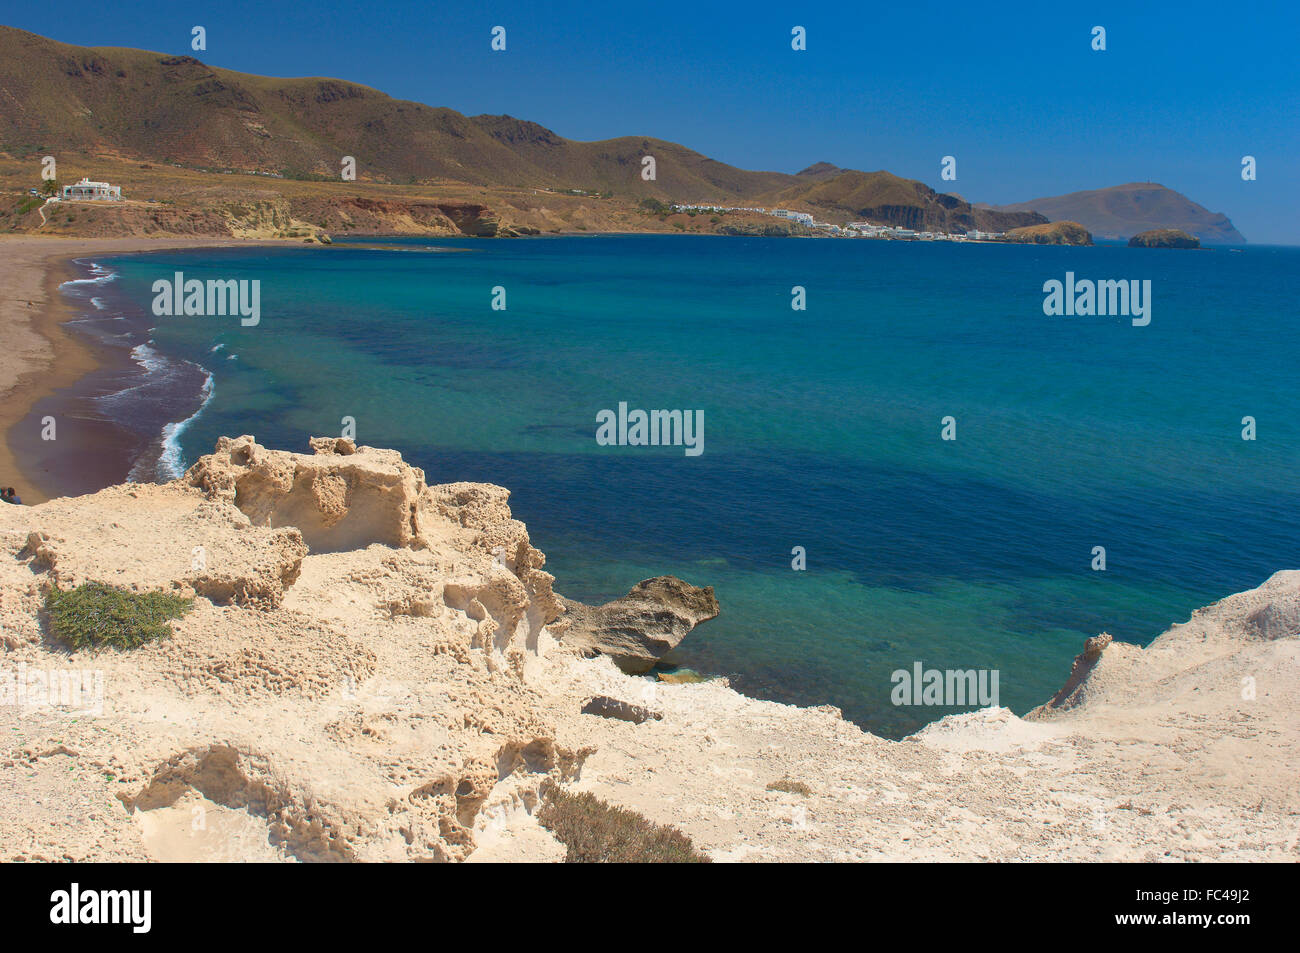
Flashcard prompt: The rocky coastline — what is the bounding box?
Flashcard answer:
[0,435,1295,862]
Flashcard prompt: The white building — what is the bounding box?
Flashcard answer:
[769,208,815,225]
[61,178,122,201]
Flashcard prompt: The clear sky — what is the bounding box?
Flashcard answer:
[8,0,1298,242]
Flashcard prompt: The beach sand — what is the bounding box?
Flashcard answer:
[0,236,273,503]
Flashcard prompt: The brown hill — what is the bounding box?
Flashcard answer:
[467,115,795,198]
[991,182,1244,244]
[758,169,1046,233]
[795,162,843,178]
[0,25,796,201]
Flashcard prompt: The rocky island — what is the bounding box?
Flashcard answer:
[1128,228,1201,249]
[1001,221,1094,245]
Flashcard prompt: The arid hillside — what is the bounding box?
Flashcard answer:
[0,25,1026,239]
[0,25,795,202]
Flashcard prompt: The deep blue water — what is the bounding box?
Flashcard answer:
[75,235,1300,736]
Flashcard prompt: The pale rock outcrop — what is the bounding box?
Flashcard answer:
[423,481,566,654]
[0,437,585,861]
[1025,631,1125,716]
[1,483,307,631]
[558,576,720,673]
[535,570,1299,862]
[1028,569,1300,719]
[186,435,424,553]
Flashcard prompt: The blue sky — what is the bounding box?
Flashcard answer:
[8,0,1298,242]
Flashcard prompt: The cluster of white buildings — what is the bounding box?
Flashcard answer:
[768,208,816,226]
[673,203,838,232]
[672,203,1005,242]
[845,224,1008,242]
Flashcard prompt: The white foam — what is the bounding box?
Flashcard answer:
[156,372,215,480]
[60,261,119,290]
[129,342,168,375]
[97,344,175,406]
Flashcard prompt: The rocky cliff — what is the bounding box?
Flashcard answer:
[0,437,1295,862]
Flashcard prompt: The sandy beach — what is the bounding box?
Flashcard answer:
[0,236,280,504]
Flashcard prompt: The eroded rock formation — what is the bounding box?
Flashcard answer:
[0,436,581,860]
[558,576,720,673]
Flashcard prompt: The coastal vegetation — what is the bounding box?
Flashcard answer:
[537,788,710,863]
[767,778,813,796]
[44,582,193,650]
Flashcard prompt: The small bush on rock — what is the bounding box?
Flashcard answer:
[45,582,193,650]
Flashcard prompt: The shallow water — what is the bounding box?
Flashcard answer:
[77,235,1300,737]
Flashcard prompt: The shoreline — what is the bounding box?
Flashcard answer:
[0,236,293,503]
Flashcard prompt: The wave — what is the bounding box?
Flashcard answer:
[60,261,119,290]
[57,257,217,485]
[155,372,216,481]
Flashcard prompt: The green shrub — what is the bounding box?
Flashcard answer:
[537,788,710,863]
[45,582,193,650]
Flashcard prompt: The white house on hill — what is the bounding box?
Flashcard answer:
[61,178,122,201]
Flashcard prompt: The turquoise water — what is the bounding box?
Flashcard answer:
[87,236,1300,736]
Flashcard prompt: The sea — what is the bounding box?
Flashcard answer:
[49,235,1300,737]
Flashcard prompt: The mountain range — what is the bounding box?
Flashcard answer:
[0,25,1242,242]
